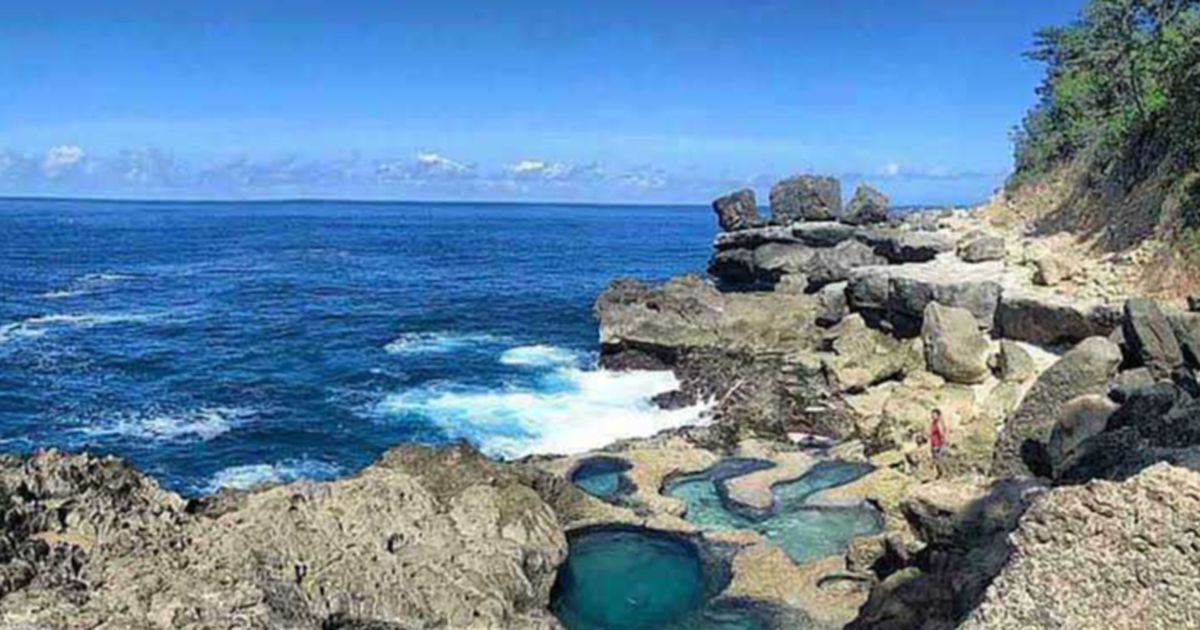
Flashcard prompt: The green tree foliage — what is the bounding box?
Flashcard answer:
[1011,0,1200,188]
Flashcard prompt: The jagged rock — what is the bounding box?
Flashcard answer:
[0,445,568,629]
[806,240,887,287]
[822,315,921,393]
[712,188,760,232]
[843,185,889,225]
[847,263,1002,334]
[792,221,860,247]
[1032,255,1072,286]
[921,302,990,384]
[963,464,1200,630]
[858,229,955,263]
[902,477,1044,551]
[816,282,849,327]
[1123,298,1184,378]
[956,231,1006,263]
[993,340,1035,383]
[1046,394,1118,477]
[769,175,841,223]
[707,248,759,286]
[712,225,797,251]
[994,292,1122,346]
[992,337,1123,478]
[1109,367,1155,401]
[1168,310,1200,369]
[753,242,816,281]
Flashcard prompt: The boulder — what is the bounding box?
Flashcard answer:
[752,242,816,280]
[1167,310,1200,369]
[1032,255,1072,286]
[901,477,1043,551]
[963,464,1200,630]
[792,221,860,247]
[993,340,1035,383]
[0,445,568,629]
[921,302,991,384]
[1046,394,1119,477]
[707,248,759,285]
[822,315,922,393]
[846,264,1003,335]
[992,337,1123,477]
[1108,367,1156,402]
[769,174,841,223]
[956,231,1006,263]
[815,281,849,327]
[858,229,955,263]
[994,292,1122,346]
[1123,298,1184,378]
[806,240,887,287]
[842,184,889,225]
[712,225,797,251]
[712,188,760,232]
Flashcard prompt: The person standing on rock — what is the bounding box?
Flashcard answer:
[929,408,947,478]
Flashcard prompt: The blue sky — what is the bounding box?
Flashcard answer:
[0,0,1084,204]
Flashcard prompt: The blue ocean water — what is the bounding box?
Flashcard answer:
[0,198,713,494]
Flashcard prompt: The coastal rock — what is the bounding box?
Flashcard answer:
[992,337,1122,477]
[963,464,1200,630]
[1190,294,1200,312]
[921,302,991,384]
[806,240,886,287]
[1123,297,1184,378]
[994,291,1122,345]
[712,225,797,251]
[707,247,760,286]
[1045,394,1118,477]
[0,445,568,629]
[956,231,1006,263]
[1167,310,1200,369]
[858,229,955,264]
[846,262,1002,334]
[1032,255,1072,286]
[993,340,1035,383]
[1109,367,1156,401]
[842,184,889,225]
[793,221,860,247]
[815,281,849,327]
[769,174,841,223]
[712,188,760,232]
[822,315,922,393]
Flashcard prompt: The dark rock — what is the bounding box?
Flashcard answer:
[769,175,841,223]
[792,221,860,247]
[1108,368,1156,402]
[1106,382,1187,433]
[707,248,760,286]
[805,240,886,287]
[842,184,889,225]
[1167,311,1200,369]
[994,293,1122,346]
[712,188,760,232]
[752,243,816,282]
[1046,394,1118,477]
[712,225,797,251]
[992,337,1123,477]
[956,231,1006,263]
[1123,298,1184,378]
[1189,295,1200,312]
[845,266,1002,336]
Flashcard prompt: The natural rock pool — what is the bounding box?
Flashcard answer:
[570,456,634,502]
[665,458,882,564]
[550,527,764,630]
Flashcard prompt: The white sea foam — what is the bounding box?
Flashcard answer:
[0,312,158,345]
[81,406,249,442]
[498,344,582,368]
[38,272,137,299]
[376,367,709,459]
[384,331,505,355]
[205,459,341,492]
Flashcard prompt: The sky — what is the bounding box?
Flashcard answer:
[0,0,1085,205]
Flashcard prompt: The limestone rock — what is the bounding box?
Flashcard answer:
[769,174,841,223]
[994,292,1122,346]
[0,445,568,629]
[792,221,860,247]
[921,302,990,384]
[993,340,1035,383]
[1109,367,1155,402]
[842,184,889,225]
[963,464,1200,630]
[712,225,797,251]
[1032,255,1072,286]
[956,231,1005,263]
[822,315,921,393]
[806,240,886,287]
[1168,310,1200,369]
[1046,394,1119,477]
[858,229,955,264]
[1123,297,1184,378]
[815,281,849,327]
[992,337,1123,477]
[846,263,1003,334]
[712,188,760,232]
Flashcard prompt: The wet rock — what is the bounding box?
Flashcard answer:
[994,292,1121,346]
[921,302,990,384]
[712,188,761,232]
[993,340,1035,383]
[963,464,1200,630]
[956,231,1005,263]
[842,184,889,226]
[992,337,1123,478]
[770,175,841,223]
[1123,298,1184,378]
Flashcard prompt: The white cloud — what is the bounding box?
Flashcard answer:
[882,162,901,177]
[41,145,86,177]
[414,152,469,173]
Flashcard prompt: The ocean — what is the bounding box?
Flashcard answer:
[0,198,714,494]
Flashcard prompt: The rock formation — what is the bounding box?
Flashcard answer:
[769,174,841,223]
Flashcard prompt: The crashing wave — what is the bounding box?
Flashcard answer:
[204,458,342,492]
[0,312,158,345]
[498,344,582,368]
[79,406,249,442]
[383,331,507,355]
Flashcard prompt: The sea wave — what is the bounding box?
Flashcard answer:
[384,331,507,355]
[376,366,709,459]
[498,344,582,368]
[38,272,138,299]
[79,406,249,442]
[205,458,342,492]
[0,312,159,345]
